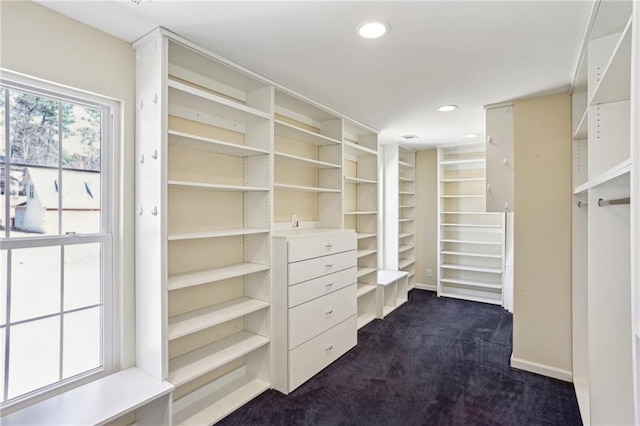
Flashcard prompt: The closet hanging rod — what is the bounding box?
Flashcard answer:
[597,197,630,207]
[577,201,587,208]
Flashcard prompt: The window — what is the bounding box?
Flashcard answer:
[0,73,119,410]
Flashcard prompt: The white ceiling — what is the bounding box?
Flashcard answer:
[37,0,593,148]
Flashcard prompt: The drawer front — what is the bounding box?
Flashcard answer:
[288,267,357,308]
[288,284,356,349]
[288,315,357,392]
[287,232,356,263]
[288,250,356,285]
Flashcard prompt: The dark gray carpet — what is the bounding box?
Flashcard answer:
[220,290,582,426]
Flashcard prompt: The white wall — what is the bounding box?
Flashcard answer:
[0,1,136,367]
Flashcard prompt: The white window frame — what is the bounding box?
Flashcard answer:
[0,70,121,415]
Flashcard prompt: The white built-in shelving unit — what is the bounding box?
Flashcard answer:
[398,147,416,289]
[437,144,506,306]
[570,1,637,424]
[342,120,380,330]
[135,30,273,425]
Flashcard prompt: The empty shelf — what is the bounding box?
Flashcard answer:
[168,228,269,241]
[441,239,502,246]
[442,223,502,228]
[399,232,415,239]
[399,176,415,182]
[440,158,484,166]
[399,218,414,223]
[357,267,377,278]
[168,263,269,291]
[399,191,415,195]
[441,251,502,259]
[169,130,270,157]
[169,180,269,192]
[274,183,340,193]
[441,212,496,215]
[168,331,269,387]
[440,195,485,198]
[440,263,502,274]
[399,258,415,269]
[441,177,485,182]
[344,176,377,184]
[441,277,502,290]
[357,249,377,258]
[356,233,376,240]
[274,151,340,169]
[357,282,377,297]
[399,245,414,253]
[399,161,414,169]
[399,205,414,209]
[343,140,378,157]
[168,297,270,341]
[275,119,341,146]
[344,211,377,215]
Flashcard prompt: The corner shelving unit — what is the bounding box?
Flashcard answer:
[342,119,379,330]
[135,30,272,425]
[273,90,343,228]
[570,1,636,424]
[398,146,416,289]
[436,144,505,306]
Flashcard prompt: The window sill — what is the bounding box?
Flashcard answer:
[0,368,173,425]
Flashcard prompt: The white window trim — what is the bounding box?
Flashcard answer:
[0,69,122,416]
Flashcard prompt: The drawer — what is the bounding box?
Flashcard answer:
[287,232,356,262]
[288,315,357,392]
[288,250,356,285]
[288,284,356,349]
[288,267,356,308]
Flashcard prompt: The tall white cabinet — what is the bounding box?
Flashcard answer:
[570,0,637,424]
[398,147,416,289]
[436,144,506,306]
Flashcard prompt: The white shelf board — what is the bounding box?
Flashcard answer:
[441,178,485,182]
[589,18,632,106]
[274,119,341,146]
[168,130,269,157]
[573,182,589,195]
[442,223,502,229]
[168,228,269,241]
[274,183,340,193]
[441,277,502,290]
[357,313,377,330]
[573,109,588,140]
[441,239,502,246]
[398,160,414,169]
[399,176,415,182]
[399,258,415,269]
[399,245,414,253]
[168,79,270,124]
[439,291,502,306]
[399,218,414,223]
[440,263,502,274]
[343,140,377,157]
[440,195,485,198]
[344,211,377,215]
[168,180,269,192]
[399,205,414,209]
[357,249,377,258]
[168,263,269,291]
[378,269,408,285]
[356,233,376,240]
[441,211,496,215]
[357,267,377,278]
[441,251,502,259]
[587,158,631,189]
[399,232,415,239]
[399,191,415,195]
[168,331,269,387]
[168,297,269,341]
[440,158,484,166]
[357,282,377,297]
[344,176,377,184]
[173,371,269,426]
[274,151,340,169]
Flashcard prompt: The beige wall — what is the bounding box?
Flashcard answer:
[414,149,438,287]
[512,93,572,377]
[0,1,136,367]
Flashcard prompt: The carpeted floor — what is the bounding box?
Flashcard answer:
[220,290,582,426]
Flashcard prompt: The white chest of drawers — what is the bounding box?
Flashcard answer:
[272,229,357,394]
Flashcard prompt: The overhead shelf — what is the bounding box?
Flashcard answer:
[587,158,631,189]
[589,18,632,106]
[168,180,269,192]
[343,141,377,157]
[274,183,340,193]
[168,297,270,341]
[169,130,270,157]
[168,228,269,241]
[168,331,269,387]
[168,263,270,291]
[274,151,340,169]
[274,119,341,146]
[440,263,502,274]
[168,79,271,124]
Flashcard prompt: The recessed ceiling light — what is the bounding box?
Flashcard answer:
[438,105,458,112]
[465,133,479,138]
[357,21,390,39]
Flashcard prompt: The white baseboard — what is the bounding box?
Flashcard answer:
[510,354,573,382]
[414,283,436,292]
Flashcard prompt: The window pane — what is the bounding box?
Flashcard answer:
[11,246,61,322]
[61,170,100,235]
[0,87,5,158]
[0,327,5,402]
[62,103,100,172]
[8,316,60,399]
[11,166,59,237]
[63,307,101,379]
[0,250,6,327]
[9,91,59,168]
[64,243,101,310]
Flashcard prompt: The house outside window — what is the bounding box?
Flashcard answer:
[0,72,119,411]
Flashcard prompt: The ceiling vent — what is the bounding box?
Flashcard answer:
[400,134,420,141]
[130,0,148,4]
